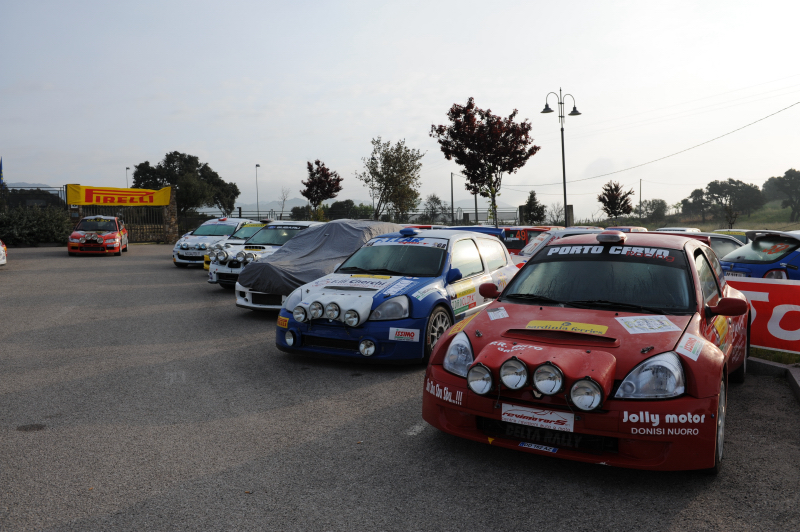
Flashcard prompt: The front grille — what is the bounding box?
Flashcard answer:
[177,254,204,261]
[477,417,618,454]
[245,246,266,250]
[218,273,239,282]
[251,293,283,306]
[80,246,106,252]
[303,335,359,351]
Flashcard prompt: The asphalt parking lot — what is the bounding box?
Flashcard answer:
[2,245,800,531]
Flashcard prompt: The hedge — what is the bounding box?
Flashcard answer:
[0,206,73,246]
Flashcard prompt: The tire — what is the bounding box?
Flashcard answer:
[729,315,750,384]
[68,252,76,257]
[175,262,188,268]
[704,377,727,475]
[122,242,128,252]
[220,283,235,290]
[114,247,122,256]
[424,306,452,359]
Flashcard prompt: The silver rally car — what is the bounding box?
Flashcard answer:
[172,217,259,267]
[208,221,323,289]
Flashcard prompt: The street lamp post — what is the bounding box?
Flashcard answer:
[255,164,260,220]
[450,172,455,225]
[541,88,581,226]
[125,167,130,188]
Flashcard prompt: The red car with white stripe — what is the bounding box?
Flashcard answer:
[68,216,129,256]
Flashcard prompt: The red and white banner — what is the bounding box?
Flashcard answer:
[728,277,800,354]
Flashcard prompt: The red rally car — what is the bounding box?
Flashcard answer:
[422,231,749,473]
[68,216,129,256]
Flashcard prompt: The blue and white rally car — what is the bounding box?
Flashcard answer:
[275,228,519,362]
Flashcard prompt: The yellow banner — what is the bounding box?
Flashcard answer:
[67,185,171,206]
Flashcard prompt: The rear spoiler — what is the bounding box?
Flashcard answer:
[449,226,505,240]
[650,232,711,247]
[745,230,800,242]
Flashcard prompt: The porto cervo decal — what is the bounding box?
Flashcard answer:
[525,320,608,335]
[277,316,289,328]
[67,185,172,206]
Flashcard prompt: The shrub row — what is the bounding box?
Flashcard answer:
[0,206,73,246]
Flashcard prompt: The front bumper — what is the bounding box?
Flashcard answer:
[208,262,243,285]
[173,251,207,264]
[421,364,719,471]
[235,283,286,310]
[275,309,430,362]
[69,243,119,254]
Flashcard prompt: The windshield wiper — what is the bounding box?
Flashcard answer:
[338,266,373,274]
[566,299,675,315]
[504,293,564,305]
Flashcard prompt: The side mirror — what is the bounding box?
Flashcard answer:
[479,282,500,299]
[707,297,748,317]
[446,268,463,284]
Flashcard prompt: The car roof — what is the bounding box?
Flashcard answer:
[549,232,704,250]
[80,215,116,220]
[376,229,501,240]
[655,227,701,232]
[547,228,606,235]
[652,230,741,241]
[266,221,322,227]
[201,217,257,225]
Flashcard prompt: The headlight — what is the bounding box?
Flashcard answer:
[235,251,246,262]
[293,306,307,322]
[180,242,189,250]
[79,237,86,243]
[309,301,324,319]
[285,330,295,346]
[467,364,493,395]
[344,310,360,327]
[283,289,302,311]
[532,362,563,395]
[500,357,528,390]
[359,340,376,356]
[245,253,255,263]
[217,250,229,261]
[369,296,409,321]
[614,352,685,399]
[570,378,604,411]
[69,237,80,243]
[325,302,340,319]
[443,332,474,377]
[199,243,207,250]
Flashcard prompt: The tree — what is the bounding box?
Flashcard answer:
[522,190,546,225]
[681,188,710,222]
[547,203,565,226]
[635,198,668,222]
[763,176,788,202]
[329,199,355,219]
[301,160,343,214]
[279,187,291,217]
[291,205,312,221]
[772,169,800,222]
[706,179,765,220]
[597,181,634,221]
[421,194,449,224]
[430,97,541,227]
[132,151,239,217]
[355,137,424,220]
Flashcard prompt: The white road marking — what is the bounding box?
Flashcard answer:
[405,422,427,436]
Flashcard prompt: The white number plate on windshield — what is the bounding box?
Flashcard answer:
[183,251,204,256]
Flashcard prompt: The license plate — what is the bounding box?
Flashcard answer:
[183,251,203,256]
[501,404,574,432]
[725,272,746,277]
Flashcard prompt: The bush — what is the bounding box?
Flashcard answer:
[0,206,73,246]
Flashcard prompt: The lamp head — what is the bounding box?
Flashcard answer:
[568,106,582,116]
[256,164,260,168]
[541,103,554,114]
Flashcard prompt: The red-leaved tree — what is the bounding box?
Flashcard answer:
[430,97,541,227]
[301,160,343,215]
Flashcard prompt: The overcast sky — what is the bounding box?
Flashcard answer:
[2,0,798,219]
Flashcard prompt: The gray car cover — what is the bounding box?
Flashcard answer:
[236,219,404,295]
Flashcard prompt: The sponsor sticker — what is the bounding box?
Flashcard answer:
[351,274,391,279]
[488,341,543,353]
[451,281,477,315]
[412,285,439,300]
[487,307,509,321]
[622,410,706,435]
[448,313,479,336]
[368,237,449,247]
[518,442,558,453]
[383,279,414,296]
[277,316,289,328]
[675,333,704,361]
[389,327,419,342]
[526,321,608,335]
[714,317,730,352]
[501,404,574,432]
[425,378,463,405]
[615,315,682,334]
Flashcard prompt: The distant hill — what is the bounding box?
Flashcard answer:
[6,182,55,188]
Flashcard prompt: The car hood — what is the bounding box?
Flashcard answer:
[174,235,228,248]
[71,230,117,236]
[295,273,435,325]
[460,302,693,379]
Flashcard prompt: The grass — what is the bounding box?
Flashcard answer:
[751,346,800,366]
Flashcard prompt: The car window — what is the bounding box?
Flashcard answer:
[476,238,507,271]
[709,238,740,264]
[450,239,484,278]
[703,247,726,290]
[695,253,720,305]
[192,224,238,236]
[519,232,551,257]
[721,235,799,263]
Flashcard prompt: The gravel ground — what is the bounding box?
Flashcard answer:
[1,245,799,532]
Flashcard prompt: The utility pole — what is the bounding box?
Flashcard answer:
[450,172,455,225]
[639,179,642,222]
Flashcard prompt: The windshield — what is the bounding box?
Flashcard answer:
[504,243,695,315]
[193,223,238,236]
[339,238,447,277]
[519,232,552,257]
[246,226,306,246]
[230,224,266,240]
[721,235,799,263]
[76,219,117,232]
[709,238,741,260]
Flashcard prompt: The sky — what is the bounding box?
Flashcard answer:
[2,0,799,220]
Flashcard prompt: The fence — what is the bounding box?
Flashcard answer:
[81,205,167,243]
[1,186,67,209]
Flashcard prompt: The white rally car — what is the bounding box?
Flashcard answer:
[172,217,259,268]
[203,222,270,270]
[208,221,323,288]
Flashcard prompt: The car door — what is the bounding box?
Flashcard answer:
[476,237,516,293]
[447,238,492,320]
[695,251,732,359]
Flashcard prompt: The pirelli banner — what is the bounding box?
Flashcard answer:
[66,185,172,206]
[728,277,800,355]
